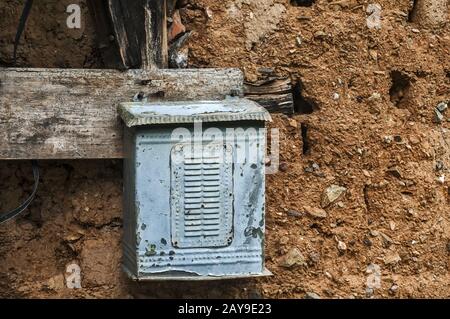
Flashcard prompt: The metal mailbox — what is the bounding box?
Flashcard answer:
[118,98,271,280]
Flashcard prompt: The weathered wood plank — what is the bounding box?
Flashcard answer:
[0,67,243,160]
[244,78,294,114]
[103,0,168,69]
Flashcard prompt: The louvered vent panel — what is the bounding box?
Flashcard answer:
[171,143,234,248]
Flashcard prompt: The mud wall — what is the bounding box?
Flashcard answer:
[0,0,449,298]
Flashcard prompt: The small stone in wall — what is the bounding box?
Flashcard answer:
[280,248,307,268]
[368,92,382,104]
[279,162,289,172]
[321,185,347,208]
[304,205,327,219]
[383,136,393,144]
[434,109,444,123]
[435,161,445,172]
[434,101,448,123]
[304,291,321,299]
[314,30,327,40]
[386,166,402,179]
[46,274,65,291]
[337,241,347,252]
[409,135,420,145]
[64,232,84,243]
[389,283,399,295]
[279,236,290,246]
[436,101,448,113]
[287,209,303,217]
[288,118,298,128]
[383,251,401,265]
[205,7,213,19]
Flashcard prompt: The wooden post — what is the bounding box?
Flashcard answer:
[145,0,168,69]
[86,0,123,69]
[88,0,168,69]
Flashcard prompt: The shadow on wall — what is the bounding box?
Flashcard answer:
[290,0,315,7]
[128,278,264,299]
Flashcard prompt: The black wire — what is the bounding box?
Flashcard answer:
[13,0,34,65]
[0,161,40,224]
[0,0,40,225]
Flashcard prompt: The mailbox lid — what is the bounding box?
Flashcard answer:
[118,98,271,127]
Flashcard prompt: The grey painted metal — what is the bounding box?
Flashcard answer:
[171,142,234,249]
[120,98,271,280]
[118,98,272,127]
[123,267,273,282]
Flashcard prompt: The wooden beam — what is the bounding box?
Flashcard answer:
[0,68,243,160]
[244,78,294,114]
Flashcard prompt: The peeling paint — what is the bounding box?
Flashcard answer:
[121,101,270,279]
[145,244,157,257]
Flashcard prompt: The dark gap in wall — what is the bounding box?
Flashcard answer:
[414,70,429,78]
[61,163,75,180]
[389,70,411,107]
[0,57,14,67]
[291,0,315,7]
[301,123,311,155]
[408,0,419,22]
[293,81,318,114]
[363,185,371,214]
[175,0,189,10]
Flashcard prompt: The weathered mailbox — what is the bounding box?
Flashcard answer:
[119,98,271,280]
